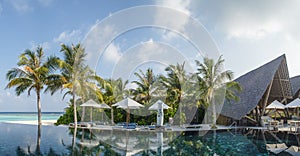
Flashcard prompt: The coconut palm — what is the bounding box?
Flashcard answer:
[94,76,129,124]
[160,62,189,125]
[131,68,156,104]
[196,55,241,128]
[46,43,93,128]
[6,47,58,126]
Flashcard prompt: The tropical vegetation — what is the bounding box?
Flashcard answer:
[6,43,241,127]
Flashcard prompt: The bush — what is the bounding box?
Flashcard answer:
[55,105,81,126]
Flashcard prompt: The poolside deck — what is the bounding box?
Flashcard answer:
[69,124,257,132]
[69,123,300,135]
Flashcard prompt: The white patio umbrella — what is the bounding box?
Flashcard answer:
[285,145,300,156]
[266,100,285,120]
[112,97,144,124]
[80,99,111,122]
[285,99,300,108]
[285,98,300,118]
[149,100,170,126]
[266,143,288,154]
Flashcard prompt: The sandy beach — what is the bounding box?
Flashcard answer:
[3,120,57,126]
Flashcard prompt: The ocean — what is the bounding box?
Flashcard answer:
[0,112,64,122]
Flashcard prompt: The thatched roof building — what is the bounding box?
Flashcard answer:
[220,54,293,122]
[290,75,300,98]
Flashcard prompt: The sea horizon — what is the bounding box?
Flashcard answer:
[0,112,64,122]
[0,112,64,114]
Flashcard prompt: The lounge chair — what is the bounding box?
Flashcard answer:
[69,122,93,128]
[278,119,284,127]
[124,123,138,129]
[149,125,156,130]
[181,124,202,129]
[260,116,273,127]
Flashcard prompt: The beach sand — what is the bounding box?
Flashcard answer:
[4,120,57,126]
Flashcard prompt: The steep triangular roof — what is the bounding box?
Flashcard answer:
[290,75,300,96]
[221,54,290,120]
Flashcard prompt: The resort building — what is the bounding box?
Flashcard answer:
[219,54,295,126]
[290,75,300,98]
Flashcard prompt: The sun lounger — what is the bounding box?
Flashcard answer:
[149,125,156,130]
[181,124,202,129]
[124,123,137,129]
[261,116,273,127]
[69,122,93,128]
[113,122,138,129]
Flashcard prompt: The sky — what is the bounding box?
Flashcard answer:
[0,0,300,112]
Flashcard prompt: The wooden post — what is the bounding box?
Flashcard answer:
[262,78,274,116]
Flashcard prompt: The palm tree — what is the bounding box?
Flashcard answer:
[6,47,58,126]
[131,68,156,104]
[196,55,241,128]
[46,43,92,128]
[160,63,188,125]
[94,76,129,124]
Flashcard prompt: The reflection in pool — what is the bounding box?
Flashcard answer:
[0,123,299,155]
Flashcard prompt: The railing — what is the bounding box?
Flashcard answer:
[229,121,237,129]
[228,121,238,135]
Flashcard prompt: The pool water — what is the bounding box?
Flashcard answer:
[0,123,298,156]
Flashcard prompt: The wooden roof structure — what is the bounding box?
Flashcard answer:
[290,75,300,98]
[221,54,293,120]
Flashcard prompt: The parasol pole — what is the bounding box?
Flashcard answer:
[126,107,130,126]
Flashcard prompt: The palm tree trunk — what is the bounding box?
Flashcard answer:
[212,99,217,127]
[37,91,42,126]
[36,124,41,155]
[73,93,77,128]
[209,90,217,128]
[179,95,182,126]
[111,107,114,125]
[72,126,77,151]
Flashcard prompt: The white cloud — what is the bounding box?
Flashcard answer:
[226,20,283,40]
[156,0,191,15]
[83,23,118,68]
[193,0,300,40]
[154,0,192,42]
[53,30,82,44]
[9,0,33,13]
[103,42,122,63]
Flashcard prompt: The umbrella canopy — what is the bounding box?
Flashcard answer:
[80,99,111,122]
[81,99,111,109]
[266,100,285,109]
[97,103,112,109]
[81,99,99,107]
[112,98,144,125]
[148,100,170,110]
[149,100,171,126]
[285,145,300,155]
[266,143,288,154]
[285,98,300,108]
[113,98,144,109]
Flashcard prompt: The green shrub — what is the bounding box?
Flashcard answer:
[55,105,81,126]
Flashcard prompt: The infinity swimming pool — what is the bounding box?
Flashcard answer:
[0,123,298,155]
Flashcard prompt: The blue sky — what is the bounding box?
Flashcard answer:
[1,0,300,112]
